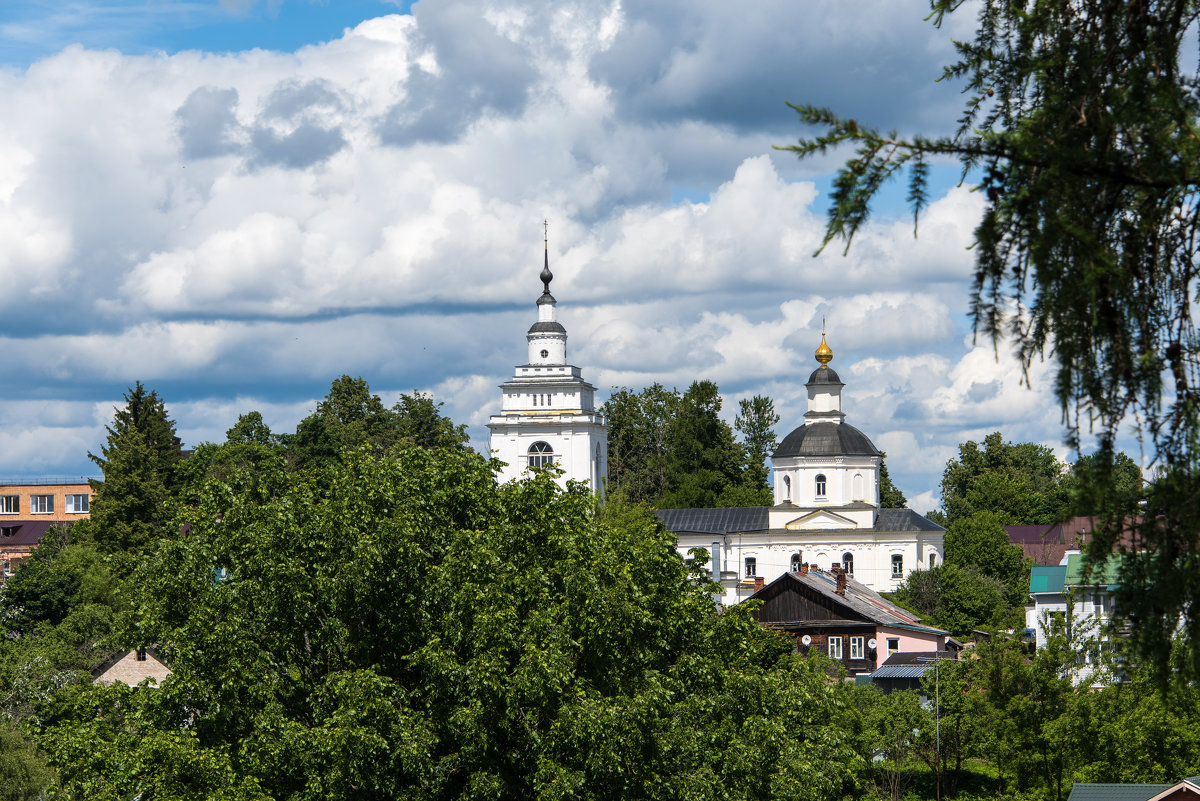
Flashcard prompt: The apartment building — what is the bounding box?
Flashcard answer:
[0,477,95,579]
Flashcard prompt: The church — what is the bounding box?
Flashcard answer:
[656,336,945,603]
[488,239,944,604]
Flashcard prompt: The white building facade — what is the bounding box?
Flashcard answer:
[659,335,945,604]
[487,241,607,492]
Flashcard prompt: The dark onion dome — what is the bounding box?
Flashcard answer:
[773,421,880,458]
[807,366,843,385]
[528,320,566,334]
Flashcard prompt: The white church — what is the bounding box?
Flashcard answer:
[489,241,944,603]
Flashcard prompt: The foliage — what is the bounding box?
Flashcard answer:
[784,0,1200,681]
[878,451,907,508]
[290,377,469,469]
[892,563,1016,637]
[37,447,862,800]
[0,720,52,801]
[944,510,1029,607]
[604,382,779,508]
[938,434,1069,527]
[87,383,181,554]
[735,395,780,504]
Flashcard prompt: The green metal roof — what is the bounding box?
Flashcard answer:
[1067,784,1172,801]
[1030,564,1067,594]
[1064,553,1123,587]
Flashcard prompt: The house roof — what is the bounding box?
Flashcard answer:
[1064,553,1122,587]
[655,506,944,536]
[748,570,948,636]
[1030,565,1068,594]
[1067,784,1177,801]
[0,520,62,548]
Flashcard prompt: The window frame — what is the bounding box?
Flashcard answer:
[29,494,54,514]
[527,441,555,468]
[887,637,900,655]
[0,495,18,514]
[65,494,89,514]
[891,554,904,578]
[850,636,865,660]
[745,556,757,578]
[842,551,854,575]
[815,473,827,498]
[790,553,803,573]
[828,635,843,660]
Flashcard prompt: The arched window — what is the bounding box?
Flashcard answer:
[815,474,827,497]
[782,475,792,501]
[929,553,937,570]
[842,551,854,576]
[790,553,803,573]
[528,441,554,468]
[853,472,864,501]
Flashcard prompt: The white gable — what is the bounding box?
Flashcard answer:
[785,509,859,530]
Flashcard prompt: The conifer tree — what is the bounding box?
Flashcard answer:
[87,383,180,554]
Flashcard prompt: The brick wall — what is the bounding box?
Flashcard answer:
[0,483,93,522]
[93,650,173,687]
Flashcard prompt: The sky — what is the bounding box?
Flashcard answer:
[0,0,1099,512]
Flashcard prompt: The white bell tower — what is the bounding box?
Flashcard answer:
[487,225,608,492]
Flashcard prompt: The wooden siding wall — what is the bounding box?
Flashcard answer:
[753,579,868,624]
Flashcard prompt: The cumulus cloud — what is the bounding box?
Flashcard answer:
[0,0,1081,505]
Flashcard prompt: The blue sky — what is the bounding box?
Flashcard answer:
[0,0,1091,510]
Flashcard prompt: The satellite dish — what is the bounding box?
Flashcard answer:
[868,638,878,649]
[801,635,812,646]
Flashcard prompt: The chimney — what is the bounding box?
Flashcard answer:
[831,564,847,596]
[753,577,765,593]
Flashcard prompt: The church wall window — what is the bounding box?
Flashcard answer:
[891,554,903,578]
[929,553,937,569]
[842,552,853,575]
[782,475,791,501]
[815,474,827,498]
[745,556,757,577]
[528,441,555,468]
[790,553,803,573]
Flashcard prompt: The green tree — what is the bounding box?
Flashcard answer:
[892,562,1016,636]
[939,433,1069,526]
[944,510,1029,607]
[392,391,469,451]
[86,384,181,555]
[660,380,745,508]
[735,395,779,504]
[38,447,862,800]
[878,451,907,508]
[225,411,273,445]
[784,0,1200,680]
[602,384,674,503]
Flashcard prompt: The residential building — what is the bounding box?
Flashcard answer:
[488,234,607,491]
[0,477,95,579]
[745,565,951,677]
[93,647,173,687]
[658,336,945,602]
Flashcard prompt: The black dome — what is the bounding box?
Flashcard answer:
[807,366,843,385]
[528,321,566,334]
[773,421,880,458]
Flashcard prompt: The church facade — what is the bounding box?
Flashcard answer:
[487,239,607,492]
[657,336,945,604]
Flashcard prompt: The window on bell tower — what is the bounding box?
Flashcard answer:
[528,441,554,468]
[815,474,827,498]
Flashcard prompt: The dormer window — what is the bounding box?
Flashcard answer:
[815,474,827,498]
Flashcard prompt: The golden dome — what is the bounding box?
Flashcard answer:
[815,332,833,366]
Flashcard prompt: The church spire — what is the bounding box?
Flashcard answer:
[539,219,555,304]
[815,330,833,367]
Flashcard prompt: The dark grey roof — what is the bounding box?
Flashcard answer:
[0,520,62,547]
[527,321,566,334]
[876,508,946,532]
[1066,785,1175,801]
[807,366,843,385]
[773,421,880,458]
[655,506,769,535]
[881,651,957,666]
[751,570,947,635]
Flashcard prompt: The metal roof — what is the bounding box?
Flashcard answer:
[655,506,770,535]
[871,664,932,679]
[1030,565,1067,594]
[876,508,945,532]
[773,421,881,458]
[527,321,566,334]
[756,570,947,636]
[806,367,843,385]
[1064,553,1123,586]
[1067,785,1173,801]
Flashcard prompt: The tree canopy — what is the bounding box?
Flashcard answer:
[785,0,1200,679]
[38,446,861,801]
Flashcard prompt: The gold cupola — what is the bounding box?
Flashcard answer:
[815,332,833,367]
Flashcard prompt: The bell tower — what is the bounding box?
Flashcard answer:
[487,225,608,492]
